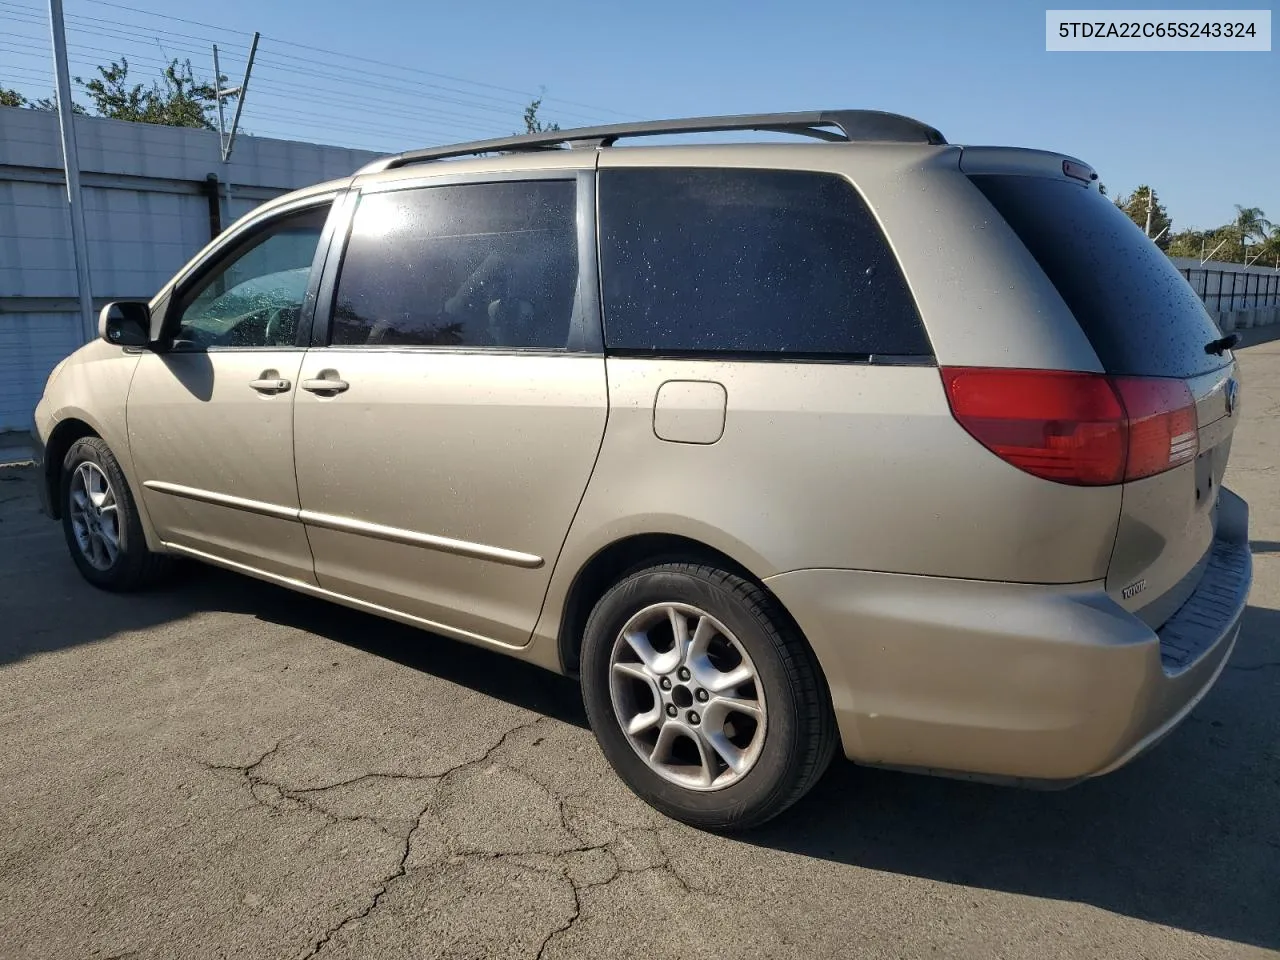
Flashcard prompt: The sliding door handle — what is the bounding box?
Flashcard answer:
[300,376,350,395]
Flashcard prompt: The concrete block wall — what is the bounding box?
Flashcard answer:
[1215,306,1280,333]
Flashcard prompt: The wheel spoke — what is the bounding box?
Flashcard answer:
[703,695,763,725]
[697,662,754,695]
[87,530,105,567]
[70,489,88,512]
[612,661,652,684]
[99,521,120,563]
[79,464,100,506]
[688,615,716,657]
[627,706,663,736]
[622,629,660,670]
[649,721,681,765]
[667,606,691,662]
[687,729,719,787]
[702,729,750,776]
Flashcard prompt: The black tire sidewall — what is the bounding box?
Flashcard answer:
[60,438,146,589]
[581,567,809,830]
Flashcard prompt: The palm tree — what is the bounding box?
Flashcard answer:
[1234,205,1273,264]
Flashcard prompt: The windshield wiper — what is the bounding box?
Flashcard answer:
[1204,333,1240,356]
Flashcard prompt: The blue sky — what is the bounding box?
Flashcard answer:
[1,0,1276,230]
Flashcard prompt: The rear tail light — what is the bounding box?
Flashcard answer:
[941,367,1198,486]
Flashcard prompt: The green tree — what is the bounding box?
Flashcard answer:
[522,95,560,134]
[1117,185,1172,248]
[1204,226,1245,264]
[1250,224,1280,267]
[1,82,87,113]
[1165,224,1250,264]
[1164,228,1206,259]
[1233,205,1273,263]
[31,96,88,113]
[76,57,228,129]
[1162,231,1208,261]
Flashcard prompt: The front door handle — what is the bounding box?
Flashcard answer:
[300,375,350,395]
[249,377,291,394]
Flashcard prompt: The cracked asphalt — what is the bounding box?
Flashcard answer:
[3,335,1279,960]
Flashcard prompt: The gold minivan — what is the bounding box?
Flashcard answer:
[32,111,1252,830]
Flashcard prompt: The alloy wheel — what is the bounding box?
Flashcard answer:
[608,602,767,791]
[69,461,120,571]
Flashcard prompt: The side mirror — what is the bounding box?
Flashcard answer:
[99,301,152,347]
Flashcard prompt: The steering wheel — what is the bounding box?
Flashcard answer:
[264,306,299,346]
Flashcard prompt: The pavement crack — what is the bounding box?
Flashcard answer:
[556,795,586,847]
[534,877,580,960]
[525,822,718,959]
[203,739,284,777]
[289,771,440,794]
[198,741,410,837]
[297,839,407,960]
[649,827,714,896]
[294,714,553,959]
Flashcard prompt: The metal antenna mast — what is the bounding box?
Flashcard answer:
[212,32,259,230]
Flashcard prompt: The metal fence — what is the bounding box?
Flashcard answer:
[1179,266,1280,312]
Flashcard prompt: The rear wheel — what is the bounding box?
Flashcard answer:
[580,562,837,831]
[60,437,172,591]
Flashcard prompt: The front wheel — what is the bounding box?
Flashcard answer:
[60,436,172,591]
[580,562,837,831]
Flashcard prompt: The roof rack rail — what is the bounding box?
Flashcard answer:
[355,109,947,175]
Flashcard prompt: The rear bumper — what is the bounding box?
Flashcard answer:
[764,489,1251,784]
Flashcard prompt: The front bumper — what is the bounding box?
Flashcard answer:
[764,489,1251,785]
[30,415,51,517]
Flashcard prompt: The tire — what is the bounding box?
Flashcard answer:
[60,436,172,591]
[580,562,837,831]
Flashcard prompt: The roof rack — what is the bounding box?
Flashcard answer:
[355,109,947,175]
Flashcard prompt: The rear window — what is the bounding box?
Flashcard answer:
[598,168,932,359]
[971,174,1225,378]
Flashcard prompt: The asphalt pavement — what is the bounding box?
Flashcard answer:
[2,339,1278,960]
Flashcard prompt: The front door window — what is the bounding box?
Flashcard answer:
[174,205,330,349]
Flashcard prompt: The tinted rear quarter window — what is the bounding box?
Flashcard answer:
[598,168,931,358]
[970,174,1226,378]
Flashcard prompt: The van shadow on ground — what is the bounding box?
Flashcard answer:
[750,602,1280,951]
[112,561,1280,951]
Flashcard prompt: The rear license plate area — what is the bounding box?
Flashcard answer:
[1194,450,1217,510]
